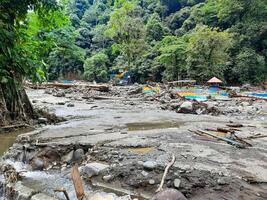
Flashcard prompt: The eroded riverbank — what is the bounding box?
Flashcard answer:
[1,86,267,200]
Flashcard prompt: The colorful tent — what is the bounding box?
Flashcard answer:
[207,77,223,84]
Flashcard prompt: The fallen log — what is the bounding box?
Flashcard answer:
[245,134,267,139]
[226,123,243,128]
[27,83,110,92]
[0,124,31,132]
[230,94,267,101]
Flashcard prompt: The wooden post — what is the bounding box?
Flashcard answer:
[71,163,85,200]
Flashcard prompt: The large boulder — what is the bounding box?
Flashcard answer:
[177,101,193,113]
[152,189,187,200]
[80,162,109,178]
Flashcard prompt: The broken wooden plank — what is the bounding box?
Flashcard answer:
[196,129,245,148]
[71,164,85,200]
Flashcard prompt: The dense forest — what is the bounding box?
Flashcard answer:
[0,0,266,128]
[46,0,267,85]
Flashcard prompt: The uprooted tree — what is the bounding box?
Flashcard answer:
[0,0,59,126]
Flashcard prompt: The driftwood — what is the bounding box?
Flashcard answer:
[230,94,267,101]
[27,83,110,92]
[54,188,70,200]
[71,164,85,200]
[245,134,267,140]
[156,154,176,193]
[0,124,30,130]
[189,129,245,148]
[226,123,244,128]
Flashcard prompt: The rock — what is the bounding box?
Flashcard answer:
[73,149,84,163]
[149,179,155,185]
[38,118,48,124]
[127,87,142,95]
[54,91,65,97]
[56,102,65,105]
[80,162,109,178]
[87,192,117,200]
[152,189,187,200]
[12,182,35,200]
[61,150,74,164]
[141,170,149,177]
[120,131,128,134]
[174,178,181,188]
[103,175,113,182]
[67,103,75,107]
[31,193,58,200]
[143,160,157,170]
[177,101,193,114]
[217,177,230,185]
[32,100,38,103]
[31,158,44,170]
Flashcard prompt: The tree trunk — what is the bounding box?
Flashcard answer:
[0,80,34,126]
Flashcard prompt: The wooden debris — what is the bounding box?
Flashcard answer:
[54,188,70,200]
[245,134,267,140]
[71,163,85,200]
[226,123,243,128]
[156,154,176,193]
[190,129,245,148]
[27,82,110,92]
[233,134,252,147]
[0,124,31,132]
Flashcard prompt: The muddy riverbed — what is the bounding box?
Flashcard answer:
[1,86,267,200]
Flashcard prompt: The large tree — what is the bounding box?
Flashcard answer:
[0,0,58,126]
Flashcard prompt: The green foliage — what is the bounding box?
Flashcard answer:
[3,0,265,85]
[157,36,187,81]
[0,0,59,83]
[230,48,266,84]
[105,0,147,68]
[186,25,233,82]
[84,52,109,82]
[146,13,165,42]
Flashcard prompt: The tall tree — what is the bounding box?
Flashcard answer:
[0,0,58,125]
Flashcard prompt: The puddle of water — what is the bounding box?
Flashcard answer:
[0,128,33,156]
[126,121,183,131]
[128,147,154,154]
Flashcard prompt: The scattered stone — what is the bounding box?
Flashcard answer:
[56,102,65,105]
[80,162,109,178]
[120,131,128,134]
[54,91,65,97]
[152,189,187,200]
[73,149,84,163]
[32,100,38,103]
[174,178,181,188]
[31,158,44,170]
[61,150,74,164]
[217,177,230,185]
[31,193,58,200]
[67,103,75,107]
[177,101,193,114]
[149,179,155,185]
[12,182,35,200]
[103,175,113,182]
[141,170,149,177]
[143,160,157,170]
[38,117,48,124]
